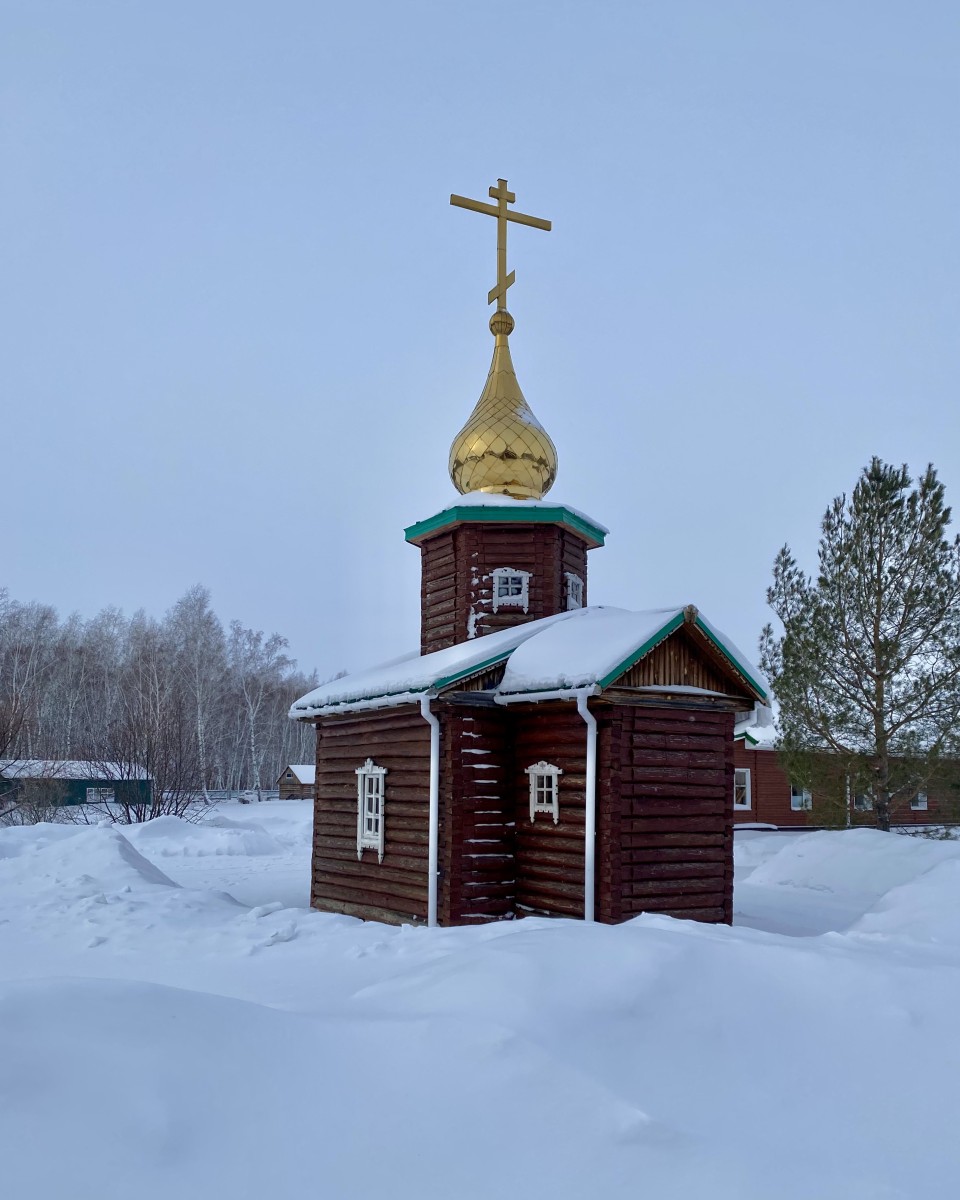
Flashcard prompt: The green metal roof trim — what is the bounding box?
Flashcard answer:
[597,611,685,689]
[693,618,769,701]
[432,649,514,692]
[736,729,761,746]
[404,504,607,548]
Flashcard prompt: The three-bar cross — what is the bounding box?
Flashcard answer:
[450,178,551,311]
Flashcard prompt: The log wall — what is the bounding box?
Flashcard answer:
[510,705,589,918]
[606,704,734,924]
[312,706,430,924]
[438,705,516,923]
[419,522,590,654]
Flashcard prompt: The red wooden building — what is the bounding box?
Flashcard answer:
[732,715,956,828]
[290,178,769,927]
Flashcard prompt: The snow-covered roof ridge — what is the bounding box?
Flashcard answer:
[289,608,590,716]
[282,765,316,785]
[0,760,150,781]
[290,605,768,716]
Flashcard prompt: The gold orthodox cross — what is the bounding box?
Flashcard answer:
[450,178,552,310]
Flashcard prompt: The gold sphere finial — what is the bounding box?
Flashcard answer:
[489,309,515,337]
[448,313,558,501]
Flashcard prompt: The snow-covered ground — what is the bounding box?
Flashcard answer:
[3,804,960,1199]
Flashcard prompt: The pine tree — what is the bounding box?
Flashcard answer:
[760,458,960,831]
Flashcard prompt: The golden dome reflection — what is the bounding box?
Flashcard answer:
[448,311,558,500]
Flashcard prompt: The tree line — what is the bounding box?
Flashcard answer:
[0,584,324,819]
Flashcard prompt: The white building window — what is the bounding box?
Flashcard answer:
[491,568,530,613]
[853,792,873,812]
[911,792,928,811]
[790,785,813,811]
[356,759,386,861]
[734,768,751,810]
[86,787,115,803]
[525,760,562,824]
[565,572,584,610]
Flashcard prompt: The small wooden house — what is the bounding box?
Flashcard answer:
[276,764,316,801]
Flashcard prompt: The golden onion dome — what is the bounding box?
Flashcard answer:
[448,310,558,500]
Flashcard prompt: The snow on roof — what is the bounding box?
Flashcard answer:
[418,491,609,536]
[499,607,684,694]
[0,760,150,781]
[290,606,768,716]
[282,765,315,785]
[735,703,778,748]
[290,609,585,716]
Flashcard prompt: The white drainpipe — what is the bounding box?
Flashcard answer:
[575,693,598,923]
[420,696,441,927]
[495,685,599,923]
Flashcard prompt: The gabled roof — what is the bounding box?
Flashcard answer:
[278,764,316,785]
[290,606,768,717]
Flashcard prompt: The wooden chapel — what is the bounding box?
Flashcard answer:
[290,179,768,926]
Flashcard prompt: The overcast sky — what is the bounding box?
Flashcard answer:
[3,2,958,680]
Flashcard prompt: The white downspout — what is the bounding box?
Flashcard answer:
[576,693,598,923]
[420,696,441,927]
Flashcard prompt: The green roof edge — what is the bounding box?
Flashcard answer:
[404,504,607,548]
[694,618,769,700]
[736,729,761,746]
[433,649,514,692]
[597,612,686,689]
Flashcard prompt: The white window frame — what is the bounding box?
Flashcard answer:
[911,791,928,812]
[491,567,530,613]
[86,786,115,803]
[355,759,386,862]
[790,784,813,811]
[525,760,561,824]
[734,767,751,810]
[853,791,874,812]
[564,572,584,611]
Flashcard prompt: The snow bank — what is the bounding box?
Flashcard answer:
[4,808,960,1199]
[126,813,286,857]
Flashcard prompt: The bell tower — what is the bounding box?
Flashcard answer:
[405,178,606,656]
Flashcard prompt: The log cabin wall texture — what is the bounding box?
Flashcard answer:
[611,705,734,924]
[510,705,589,918]
[437,705,516,924]
[419,522,589,654]
[312,706,431,924]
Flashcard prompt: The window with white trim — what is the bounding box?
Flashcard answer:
[355,759,386,861]
[525,760,561,824]
[853,791,873,812]
[491,568,530,613]
[565,572,584,611]
[86,787,115,803]
[790,784,813,811]
[734,768,751,810]
[911,792,928,811]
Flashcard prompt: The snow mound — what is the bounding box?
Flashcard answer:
[126,813,285,857]
[854,857,960,946]
[747,828,960,900]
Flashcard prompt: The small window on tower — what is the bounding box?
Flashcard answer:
[565,572,584,610]
[525,760,562,824]
[491,568,530,613]
[355,759,386,862]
